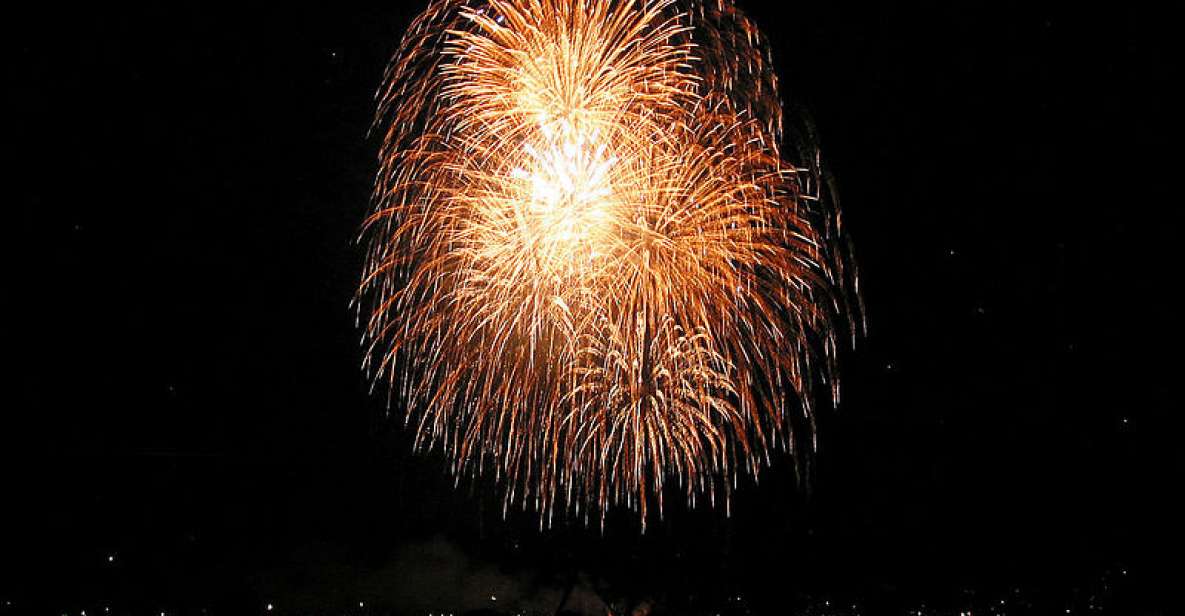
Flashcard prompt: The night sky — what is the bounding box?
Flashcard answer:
[9,2,1175,614]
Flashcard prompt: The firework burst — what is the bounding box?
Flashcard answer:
[359,0,860,527]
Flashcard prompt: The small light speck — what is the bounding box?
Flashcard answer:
[266,604,273,612]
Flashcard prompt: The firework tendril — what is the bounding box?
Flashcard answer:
[359,0,861,528]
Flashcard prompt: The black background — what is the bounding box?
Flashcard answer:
[9,1,1176,614]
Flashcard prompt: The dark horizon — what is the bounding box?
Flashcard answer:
[10,1,1175,614]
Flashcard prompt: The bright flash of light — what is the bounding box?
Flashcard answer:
[359,0,861,528]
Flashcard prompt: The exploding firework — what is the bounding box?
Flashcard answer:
[358,0,860,527]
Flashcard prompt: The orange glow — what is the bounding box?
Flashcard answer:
[359,0,860,528]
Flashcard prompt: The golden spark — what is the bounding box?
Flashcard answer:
[359,0,861,528]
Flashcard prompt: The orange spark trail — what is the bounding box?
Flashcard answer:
[359,0,861,528]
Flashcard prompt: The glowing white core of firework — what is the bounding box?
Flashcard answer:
[511,122,616,263]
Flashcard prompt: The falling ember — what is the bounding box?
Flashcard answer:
[358,0,861,528]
